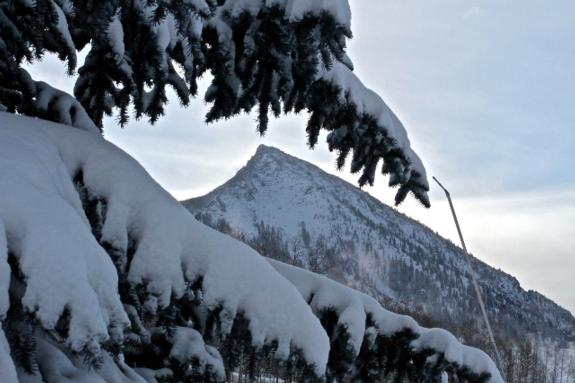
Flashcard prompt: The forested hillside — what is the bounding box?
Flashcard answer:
[186,145,575,382]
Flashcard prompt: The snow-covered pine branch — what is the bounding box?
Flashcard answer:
[0,0,429,205]
[311,62,430,206]
[15,69,99,133]
[0,113,500,382]
[0,113,329,382]
[271,260,504,383]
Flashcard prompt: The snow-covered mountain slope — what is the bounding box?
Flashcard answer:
[184,145,575,345]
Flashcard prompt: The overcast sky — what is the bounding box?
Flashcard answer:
[30,1,575,314]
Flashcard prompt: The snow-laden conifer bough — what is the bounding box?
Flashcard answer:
[0,0,428,207]
[0,113,502,382]
[0,0,502,381]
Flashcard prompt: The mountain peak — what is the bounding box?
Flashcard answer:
[254,144,281,155]
[251,144,295,164]
[184,145,575,344]
[244,145,328,182]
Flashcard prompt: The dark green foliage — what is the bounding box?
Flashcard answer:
[349,324,493,383]
[4,306,38,375]
[1,172,488,382]
[73,174,229,381]
[0,0,74,110]
[314,308,496,383]
[0,0,429,206]
[61,175,323,381]
[320,309,356,382]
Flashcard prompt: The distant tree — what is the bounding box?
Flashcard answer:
[306,235,335,274]
[248,221,288,263]
[215,217,234,236]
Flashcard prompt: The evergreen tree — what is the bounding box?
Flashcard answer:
[0,1,511,383]
[0,0,429,207]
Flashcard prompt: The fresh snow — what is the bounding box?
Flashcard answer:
[0,112,329,377]
[271,260,504,382]
[0,218,17,382]
[218,0,351,29]
[0,113,503,381]
[0,220,9,320]
[26,335,149,383]
[169,327,225,380]
[107,13,126,62]
[0,114,128,354]
[32,81,99,134]
[318,62,428,188]
[0,328,17,383]
[51,0,76,58]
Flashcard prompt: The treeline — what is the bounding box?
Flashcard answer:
[499,342,573,383]
[196,213,338,274]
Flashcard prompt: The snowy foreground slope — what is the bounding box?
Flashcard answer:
[185,145,575,345]
[0,113,501,382]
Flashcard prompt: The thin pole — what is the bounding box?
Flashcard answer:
[432,176,505,375]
